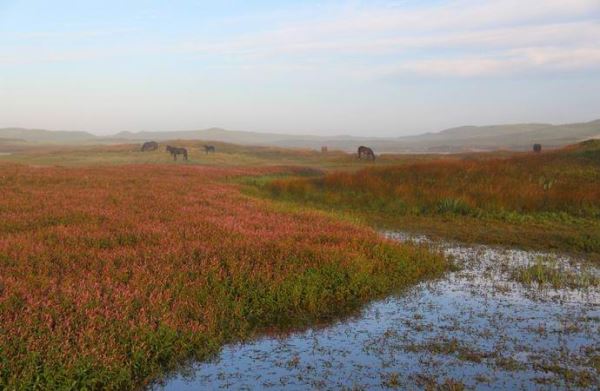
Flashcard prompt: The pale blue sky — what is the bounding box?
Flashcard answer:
[1,0,599,136]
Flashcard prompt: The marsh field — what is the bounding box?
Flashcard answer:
[1,140,599,390]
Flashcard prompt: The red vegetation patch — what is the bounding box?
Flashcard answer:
[0,164,444,389]
[270,153,600,215]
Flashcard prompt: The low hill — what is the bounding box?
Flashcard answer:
[2,119,599,152]
[113,127,309,145]
[392,120,600,152]
[107,120,600,152]
[0,128,97,143]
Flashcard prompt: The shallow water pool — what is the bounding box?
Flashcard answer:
[157,233,600,390]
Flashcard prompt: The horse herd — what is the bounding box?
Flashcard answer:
[141,141,544,162]
[140,141,376,161]
[141,141,215,161]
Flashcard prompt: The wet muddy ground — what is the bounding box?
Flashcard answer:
[157,233,600,390]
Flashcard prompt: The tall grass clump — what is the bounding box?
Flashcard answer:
[512,256,600,289]
[268,151,600,217]
[263,146,600,255]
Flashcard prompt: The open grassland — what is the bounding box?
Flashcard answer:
[0,163,447,389]
[2,139,598,388]
[260,141,600,260]
[0,139,447,169]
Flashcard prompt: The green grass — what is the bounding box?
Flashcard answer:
[512,256,600,289]
[247,143,600,261]
[244,182,600,261]
[0,139,454,169]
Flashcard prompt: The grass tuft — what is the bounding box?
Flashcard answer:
[511,256,599,289]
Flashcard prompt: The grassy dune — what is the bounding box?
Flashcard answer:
[0,163,447,389]
[262,141,600,259]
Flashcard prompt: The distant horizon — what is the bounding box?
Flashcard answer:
[2,116,600,139]
[2,1,600,136]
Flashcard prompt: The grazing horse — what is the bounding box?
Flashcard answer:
[141,141,158,152]
[203,145,216,154]
[533,143,542,153]
[357,146,376,161]
[166,145,188,161]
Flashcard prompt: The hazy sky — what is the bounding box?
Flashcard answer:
[1,0,600,136]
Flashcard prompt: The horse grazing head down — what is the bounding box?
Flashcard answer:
[357,146,376,161]
[203,145,216,154]
[166,145,188,161]
[141,141,158,152]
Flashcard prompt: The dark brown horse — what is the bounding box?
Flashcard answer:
[358,146,376,161]
[141,141,158,152]
[203,145,216,154]
[166,145,188,161]
[533,144,542,153]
